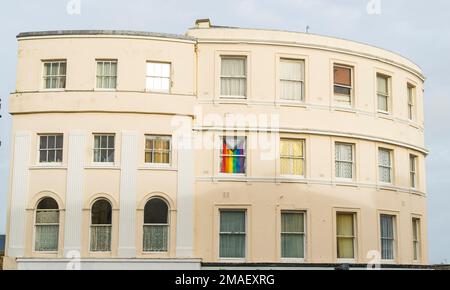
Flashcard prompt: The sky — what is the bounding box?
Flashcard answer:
[0,0,449,263]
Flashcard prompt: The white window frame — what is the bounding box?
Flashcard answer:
[146,61,171,93]
[280,211,306,260]
[336,212,357,261]
[334,142,355,181]
[410,154,418,189]
[93,134,115,165]
[219,209,247,260]
[33,199,60,253]
[42,60,67,90]
[143,198,170,253]
[144,135,172,166]
[280,138,305,178]
[219,136,247,176]
[378,148,393,184]
[96,59,118,90]
[89,199,113,253]
[279,58,305,102]
[377,73,391,114]
[333,64,353,108]
[220,56,247,99]
[38,134,64,164]
[412,217,421,262]
[380,214,397,261]
[407,84,416,121]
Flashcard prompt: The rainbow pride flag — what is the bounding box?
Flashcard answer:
[221,137,245,174]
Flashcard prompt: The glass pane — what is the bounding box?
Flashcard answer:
[56,150,63,162]
[337,237,354,259]
[378,94,388,111]
[281,80,303,100]
[220,234,245,258]
[48,136,56,148]
[107,149,114,162]
[48,150,55,162]
[91,200,112,224]
[108,135,115,148]
[35,225,59,251]
[40,136,47,149]
[94,136,101,148]
[282,212,304,233]
[36,210,59,224]
[334,66,352,86]
[59,62,66,75]
[337,213,354,236]
[144,198,168,224]
[39,150,47,162]
[220,211,245,233]
[221,58,246,77]
[143,225,168,252]
[55,135,63,148]
[281,233,304,258]
[37,197,59,210]
[101,135,108,148]
[90,226,111,252]
[380,215,394,238]
[378,149,391,167]
[377,75,388,95]
[280,59,304,81]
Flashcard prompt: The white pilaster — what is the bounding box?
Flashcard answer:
[175,118,195,257]
[64,133,85,256]
[8,132,31,257]
[118,132,138,257]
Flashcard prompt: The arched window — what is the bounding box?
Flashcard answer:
[35,197,59,252]
[90,199,112,252]
[143,198,169,252]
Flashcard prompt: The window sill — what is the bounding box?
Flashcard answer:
[377,112,394,120]
[280,258,305,263]
[86,164,120,170]
[333,179,358,187]
[377,184,398,192]
[332,106,357,114]
[218,258,247,263]
[277,100,306,108]
[30,164,67,170]
[216,97,248,104]
[337,258,357,264]
[40,89,66,92]
[139,165,177,171]
[146,89,171,94]
[94,88,117,92]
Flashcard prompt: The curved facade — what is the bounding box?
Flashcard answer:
[4,20,428,269]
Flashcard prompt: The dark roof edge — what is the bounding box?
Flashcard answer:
[16,30,196,41]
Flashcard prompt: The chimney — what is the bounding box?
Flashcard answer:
[195,19,211,28]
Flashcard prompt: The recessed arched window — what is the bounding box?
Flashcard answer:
[35,197,59,252]
[90,199,112,252]
[143,198,169,252]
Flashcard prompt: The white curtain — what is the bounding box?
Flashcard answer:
[219,211,246,258]
[378,149,392,182]
[280,59,304,101]
[90,225,112,252]
[281,212,305,258]
[146,62,171,92]
[221,58,246,97]
[143,225,168,252]
[380,215,394,259]
[35,209,59,252]
[335,144,353,179]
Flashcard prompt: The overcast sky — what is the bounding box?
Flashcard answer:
[0,0,449,263]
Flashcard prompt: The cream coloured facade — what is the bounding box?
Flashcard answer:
[3,20,428,270]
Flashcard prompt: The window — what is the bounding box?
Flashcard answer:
[336,213,356,259]
[96,60,117,89]
[39,134,63,163]
[280,58,304,101]
[335,143,354,179]
[90,199,112,252]
[407,84,416,120]
[220,57,247,98]
[143,198,169,252]
[220,136,246,174]
[380,214,396,260]
[219,210,246,258]
[412,218,421,261]
[93,134,115,163]
[334,65,353,107]
[378,148,393,183]
[43,61,66,89]
[35,198,59,252]
[145,136,171,164]
[146,62,171,93]
[377,74,391,113]
[280,139,305,176]
[410,155,417,189]
[281,211,305,259]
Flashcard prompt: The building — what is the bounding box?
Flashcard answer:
[3,19,428,270]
